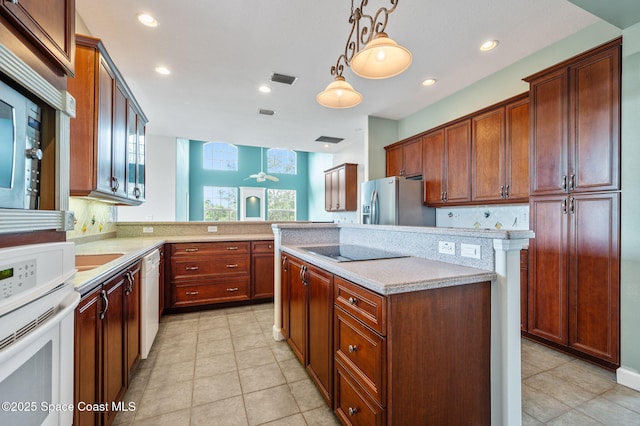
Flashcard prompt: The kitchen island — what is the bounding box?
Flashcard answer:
[272,223,533,426]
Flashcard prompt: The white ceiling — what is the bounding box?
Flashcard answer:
[75,1,598,154]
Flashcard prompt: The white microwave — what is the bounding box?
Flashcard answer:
[0,78,42,209]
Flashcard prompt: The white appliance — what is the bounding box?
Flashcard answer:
[361,176,436,226]
[140,249,160,359]
[0,242,79,426]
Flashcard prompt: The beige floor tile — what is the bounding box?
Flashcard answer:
[236,346,277,369]
[252,302,274,312]
[193,370,242,406]
[522,383,572,423]
[602,384,640,413]
[524,370,598,407]
[131,408,191,426]
[198,314,229,331]
[195,352,237,378]
[289,379,326,412]
[270,341,297,362]
[549,361,617,394]
[163,318,199,335]
[522,411,544,425]
[279,358,308,383]
[261,413,307,425]
[198,308,229,319]
[197,326,232,342]
[575,395,640,425]
[546,409,604,425]
[154,342,197,366]
[230,321,264,337]
[301,406,341,425]
[135,380,193,419]
[243,384,300,425]
[197,337,234,357]
[191,395,248,426]
[146,358,195,389]
[232,332,269,351]
[239,363,287,393]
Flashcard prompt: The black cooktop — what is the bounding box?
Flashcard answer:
[301,244,407,262]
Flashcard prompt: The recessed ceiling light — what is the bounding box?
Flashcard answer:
[422,78,437,86]
[480,40,499,51]
[324,144,330,148]
[137,13,158,27]
[154,65,171,75]
[259,85,272,93]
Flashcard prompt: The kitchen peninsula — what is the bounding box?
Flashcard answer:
[272,223,533,426]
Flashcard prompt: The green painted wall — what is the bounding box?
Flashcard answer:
[188,141,309,221]
[367,116,398,180]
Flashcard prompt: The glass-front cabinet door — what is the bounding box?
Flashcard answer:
[136,114,146,201]
[126,104,146,202]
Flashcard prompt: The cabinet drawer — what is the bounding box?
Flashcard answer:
[172,278,250,306]
[252,241,274,253]
[335,276,386,335]
[335,308,386,405]
[335,362,385,426]
[171,242,251,256]
[171,256,250,280]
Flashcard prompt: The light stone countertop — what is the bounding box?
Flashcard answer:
[73,234,274,296]
[281,244,497,295]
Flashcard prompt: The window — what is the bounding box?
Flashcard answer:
[204,186,237,221]
[203,142,238,170]
[267,148,296,175]
[268,189,296,221]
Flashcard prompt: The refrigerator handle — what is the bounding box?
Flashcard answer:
[372,190,379,224]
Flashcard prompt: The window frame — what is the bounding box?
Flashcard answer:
[267,188,296,221]
[266,148,297,175]
[203,142,238,171]
[203,185,238,221]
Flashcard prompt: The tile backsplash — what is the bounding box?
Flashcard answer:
[435,204,530,230]
[67,197,117,240]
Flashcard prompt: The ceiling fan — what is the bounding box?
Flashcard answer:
[244,147,279,182]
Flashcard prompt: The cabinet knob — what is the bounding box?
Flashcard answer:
[348,297,358,305]
[348,407,358,416]
[348,344,358,353]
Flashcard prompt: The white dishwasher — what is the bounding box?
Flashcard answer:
[141,249,160,359]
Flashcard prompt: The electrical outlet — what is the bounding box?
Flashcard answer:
[461,243,481,259]
[438,241,455,255]
[142,226,154,233]
[208,226,218,233]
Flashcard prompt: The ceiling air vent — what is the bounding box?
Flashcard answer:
[270,73,298,86]
[315,136,344,144]
[259,109,275,116]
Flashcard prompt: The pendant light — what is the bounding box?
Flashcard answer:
[316,76,363,109]
[350,32,412,79]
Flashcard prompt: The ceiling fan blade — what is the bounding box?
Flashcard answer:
[265,175,280,182]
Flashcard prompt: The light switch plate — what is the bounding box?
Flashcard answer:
[142,226,154,233]
[208,226,218,233]
[438,241,455,255]
[461,243,481,259]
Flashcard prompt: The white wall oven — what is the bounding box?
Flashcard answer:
[0,242,78,426]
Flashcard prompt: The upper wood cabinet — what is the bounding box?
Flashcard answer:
[422,120,472,206]
[471,95,529,203]
[68,35,148,205]
[0,0,75,75]
[385,136,422,178]
[526,39,620,196]
[324,163,358,212]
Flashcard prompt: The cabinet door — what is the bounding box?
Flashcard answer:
[402,137,423,178]
[136,116,146,201]
[506,98,530,201]
[444,120,472,203]
[306,263,333,404]
[568,192,619,364]
[74,287,101,426]
[331,169,340,211]
[530,68,568,195]
[126,104,138,199]
[96,59,115,195]
[422,129,444,205]
[528,195,569,344]
[286,256,306,364]
[112,82,128,199]
[472,108,505,203]
[324,172,333,211]
[125,266,141,381]
[252,243,274,299]
[0,0,75,74]
[385,144,403,177]
[102,273,126,426]
[569,46,620,193]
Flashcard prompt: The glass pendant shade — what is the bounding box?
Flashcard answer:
[350,32,412,79]
[316,76,363,108]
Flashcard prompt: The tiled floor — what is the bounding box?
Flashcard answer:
[114,303,640,425]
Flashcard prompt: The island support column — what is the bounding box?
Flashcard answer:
[492,238,528,426]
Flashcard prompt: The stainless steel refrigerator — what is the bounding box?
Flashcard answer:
[361,177,435,226]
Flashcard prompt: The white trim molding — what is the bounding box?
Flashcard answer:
[617,367,640,392]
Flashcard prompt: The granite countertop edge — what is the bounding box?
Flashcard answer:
[280,245,497,296]
[73,234,274,296]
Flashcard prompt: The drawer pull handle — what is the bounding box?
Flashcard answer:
[348,297,358,305]
[226,287,239,292]
[348,344,358,353]
[185,248,199,252]
[185,291,199,296]
[348,407,358,416]
[226,246,239,250]
[226,264,239,268]
[185,266,199,271]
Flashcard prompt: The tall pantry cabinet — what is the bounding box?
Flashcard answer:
[524,38,621,368]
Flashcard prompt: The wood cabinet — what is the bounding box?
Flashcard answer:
[0,0,75,75]
[167,240,274,309]
[68,35,148,206]
[281,254,334,404]
[385,136,422,178]
[527,193,620,366]
[422,120,472,206]
[325,163,358,212]
[74,261,141,426]
[471,95,529,203]
[527,39,620,196]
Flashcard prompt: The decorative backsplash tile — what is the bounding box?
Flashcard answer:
[67,197,117,240]
[435,205,530,230]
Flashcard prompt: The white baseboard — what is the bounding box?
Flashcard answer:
[617,367,640,391]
